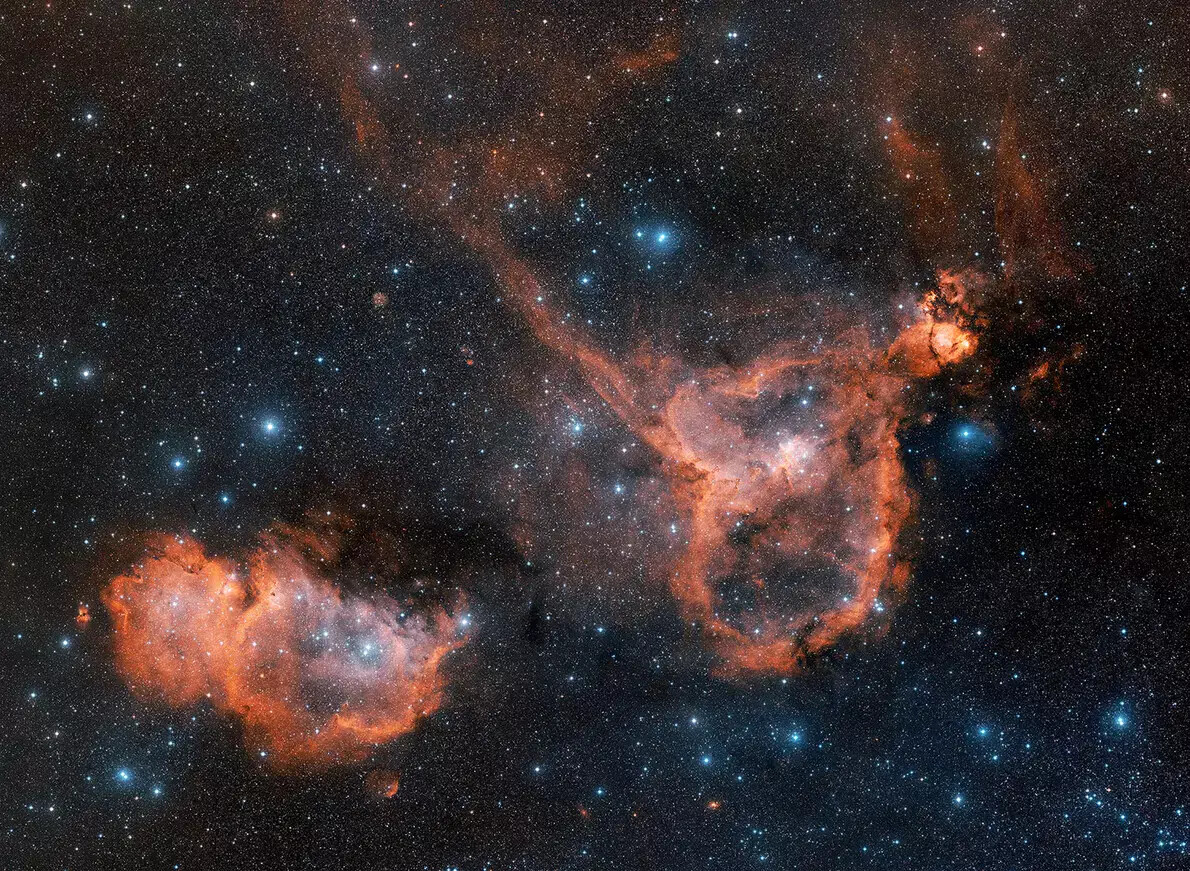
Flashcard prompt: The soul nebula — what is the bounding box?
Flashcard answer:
[102,529,464,769]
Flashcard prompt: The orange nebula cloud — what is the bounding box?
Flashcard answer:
[650,343,917,675]
[256,3,1036,678]
[885,104,1082,290]
[884,118,960,263]
[648,317,971,674]
[474,248,975,675]
[995,102,1083,283]
[364,768,400,799]
[614,34,681,74]
[262,3,984,676]
[889,268,983,377]
[102,530,463,770]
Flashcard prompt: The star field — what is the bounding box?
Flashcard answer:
[1,1,1189,869]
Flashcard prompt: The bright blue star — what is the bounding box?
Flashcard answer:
[634,227,677,250]
[952,421,995,455]
[1113,702,1130,729]
[115,768,132,783]
[170,457,185,470]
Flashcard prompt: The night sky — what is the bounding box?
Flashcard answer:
[3,1,1190,868]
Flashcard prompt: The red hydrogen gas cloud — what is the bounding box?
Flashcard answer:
[101,528,464,770]
[258,3,988,676]
[257,3,1077,677]
[492,256,977,675]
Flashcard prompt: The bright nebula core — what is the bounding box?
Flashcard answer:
[102,528,463,769]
